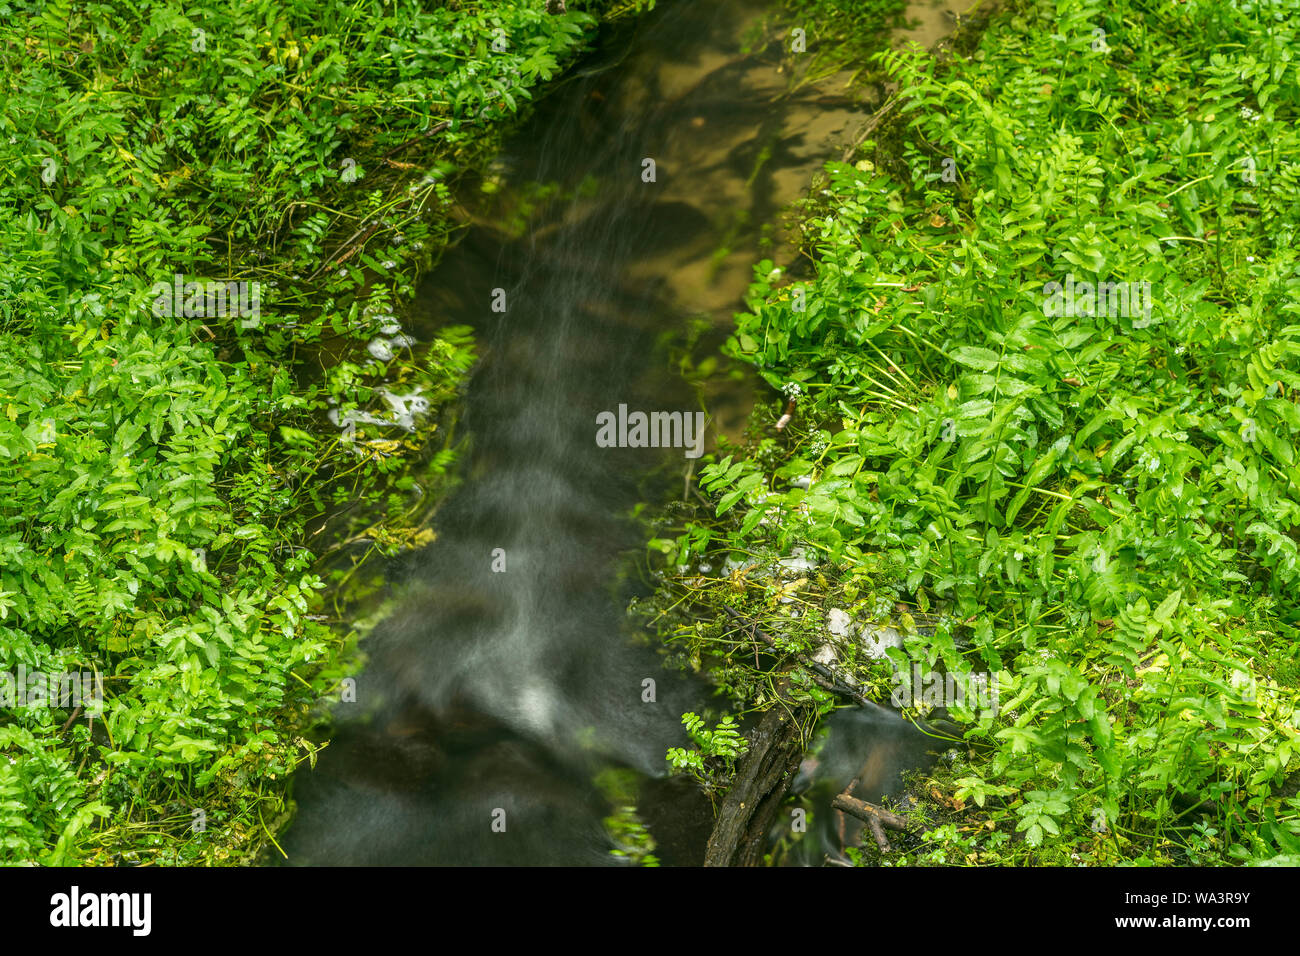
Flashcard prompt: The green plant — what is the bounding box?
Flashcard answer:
[0,0,618,864]
[666,712,750,789]
[642,0,1300,866]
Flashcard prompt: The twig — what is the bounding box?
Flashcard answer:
[867,815,892,853]
[59,705,83,734]
[839,95,901,162]
[832,792,914,833]
[380,119,452,161]
[308,220,381,280]
[722,605,886,713]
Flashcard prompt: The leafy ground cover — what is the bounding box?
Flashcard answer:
[0,0,635,865]
[645,0,1300,865]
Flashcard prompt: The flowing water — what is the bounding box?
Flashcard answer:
[282,0,966,867]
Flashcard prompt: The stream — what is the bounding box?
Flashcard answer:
[282,0,964,867]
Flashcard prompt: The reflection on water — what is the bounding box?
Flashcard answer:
[282,0,968,866]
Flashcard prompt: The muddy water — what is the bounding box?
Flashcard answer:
[282,0,967,866]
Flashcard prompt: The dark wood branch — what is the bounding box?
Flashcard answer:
[58,705,83,735]
[867,815,891,853]
[704,679,810,867]
[704,611,906,865]
[831,792,914,832]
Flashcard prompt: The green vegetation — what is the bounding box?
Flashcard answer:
[666,711,750,789]
[9,0,1298,871]
[0,0,621,865]
[647,0,1300,865]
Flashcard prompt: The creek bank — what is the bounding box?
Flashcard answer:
[0,0,637,865]
[647,0,1300,867]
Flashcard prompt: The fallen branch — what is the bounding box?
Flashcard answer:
[831,791,923,854]
[831,792,913,831]
[704,678,809,867]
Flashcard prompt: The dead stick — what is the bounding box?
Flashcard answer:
[867,815,892,853]
[722,605,883,712]
[832,793,914,832]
